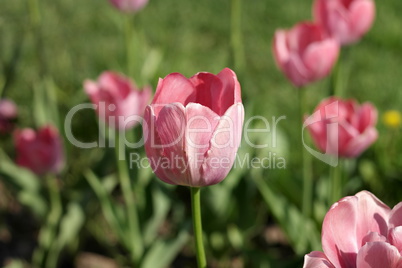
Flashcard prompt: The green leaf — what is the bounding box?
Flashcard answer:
[141,226,190,268]
[143,183,171,247]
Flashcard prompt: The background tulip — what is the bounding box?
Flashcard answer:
[143,68,244,187]
[0,99,17,134]
[306,97,378,158]
[313,0,376,45]
[109,0,149,13]
[14,125,64,176]
[84,71,152,130]
[273,22,340,87]
[303,191,402,268]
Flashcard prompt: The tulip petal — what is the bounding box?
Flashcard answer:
[389,203,402,229]
[152,73,196,115]
[303,39,339,80]
[349,0,375,38]
[354,191,390,246]
[217,68,242,114]
[143,106,178,185]
[356,103,377,133]
[389,227,402,253]
[155,103,190,185]
[343,127,377,157]
[189,72,223,116]
[201,103,244,186]
[184,103,220,186]
[303,251,335,268]
[356,242,401,268]
[322,196,360,268]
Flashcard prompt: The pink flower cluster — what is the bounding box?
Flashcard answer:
[304,191,402,268]
[273,0,375,87]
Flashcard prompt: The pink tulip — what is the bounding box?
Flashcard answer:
[273,22,340,87]
[109,0,148,13]
[313,0,376,45]
[143,68,244,187]
[304,191,402,268]
[14,125,64,176]
[84,71,152,130]
[0,99,18,134]
[306,97,377,158]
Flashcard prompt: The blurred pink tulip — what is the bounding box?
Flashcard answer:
[14,125,64,176]
[109,0,148,13]
[313,0,376,45]
[0,99,18,134]
[143,68,244,187]
[304,191,402,268]
[84,71,152,130]
[273,22,340,87]
[306,97,377,158]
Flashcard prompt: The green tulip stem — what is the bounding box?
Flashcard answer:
[125,15,135,77]
[330,159,343,205]
[230,0,245,72]
[190,187,207,268]
[299,88,313,219]
[115,130,143,264]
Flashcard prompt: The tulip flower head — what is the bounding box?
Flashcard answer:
[304,191,402,268]
[14,125,64,176]
[305,97,378,158]
[109,0,148,13]
[313,0,376,45]
[0,99,18,134]
[143,68,244,187]
[273,22,340,87]
[84,71,152,130]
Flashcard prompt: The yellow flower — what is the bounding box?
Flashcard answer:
[383,110,401,128]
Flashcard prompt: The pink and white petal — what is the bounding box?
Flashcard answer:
[217,68,242,114]
[354,191,391,246]
[143,106,177,185]
[303,251,335,268]
[349,0,375,38]
[152,74,196,115]
[303,39,339,79]
[322,196,360,268]
[356,242,401,268]
[201,103,244,186]
[389,203,402,229]
[343,127,377,157]
[155,103,190,185]
[184,103,220,186]
[388,227,402,253]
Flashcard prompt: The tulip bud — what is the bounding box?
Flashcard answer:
[143,68,244,187]
[273,22,340,87]
[84,71,152,130]
[14,125,64,175]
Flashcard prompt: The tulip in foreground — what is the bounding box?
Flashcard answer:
[14,125,64,176]
[313,0,375,45]
[0,99,18,134]
[143,68,244,187]
[304,191,402,268]
[306,97,377,158]
[84,71,152,130]
[273,22,339,87]
[109,0,148,13]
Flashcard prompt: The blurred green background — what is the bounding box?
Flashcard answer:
[1,0,402,267]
